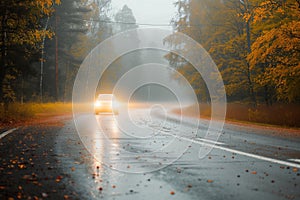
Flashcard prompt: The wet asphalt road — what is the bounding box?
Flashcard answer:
[1,109,300,200]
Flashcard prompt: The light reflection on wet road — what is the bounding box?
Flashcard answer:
[55,108,300,200]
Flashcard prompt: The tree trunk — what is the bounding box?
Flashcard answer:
[55,12,59,101]
[63,61,69,103]
[0,3,8,109]
[246,20,256,107]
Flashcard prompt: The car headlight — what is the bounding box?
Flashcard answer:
[95,101,101,107]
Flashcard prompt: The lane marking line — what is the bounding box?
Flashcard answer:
[163,132,300,169]
[0,128,18,140]
[288,159,300,163]
[146,112,300,168]
[194,138,225,145]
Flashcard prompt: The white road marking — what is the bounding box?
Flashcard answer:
[288,159,300,163]
[164,132,300,169]
[146,112,300,168]
[194,138,225,145]
[0,128,18,140]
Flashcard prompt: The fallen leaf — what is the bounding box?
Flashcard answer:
[18,164,26,169]
[251,171,257,175]
[293,168,298,172]
[170,191,175,195]
[207,179,213,183]
[55,175,63,182]
[22,175,31,180]
[42,193,48,198]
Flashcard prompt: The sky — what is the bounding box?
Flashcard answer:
[110,0,177,28]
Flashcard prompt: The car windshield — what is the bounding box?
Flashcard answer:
[98,94,113,101]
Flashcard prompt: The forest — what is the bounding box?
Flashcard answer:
[167,0,300,105]
[0,0,299,125]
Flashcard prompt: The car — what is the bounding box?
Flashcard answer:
[94,94,119,115]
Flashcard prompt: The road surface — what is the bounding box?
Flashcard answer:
[0,108,299,200]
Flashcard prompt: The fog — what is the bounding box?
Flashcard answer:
[97,48,194,105]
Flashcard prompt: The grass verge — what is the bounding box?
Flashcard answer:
[0,102,72,125]
[175,103,300,128]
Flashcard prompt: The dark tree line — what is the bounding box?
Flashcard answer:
[0,0,113,105]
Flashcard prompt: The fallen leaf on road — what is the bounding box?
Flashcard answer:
[22,175,31,180]
[18,164,26,169]
[251,171,257,175]
[42,193,48,198]
[170,191,175,195]
[293,168,298,172]
[55,175,63,182]
[207,179,213,183]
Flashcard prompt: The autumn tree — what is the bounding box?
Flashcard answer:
[0,0,60,107]
[248,0,300,103]
[167,0,261,104]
